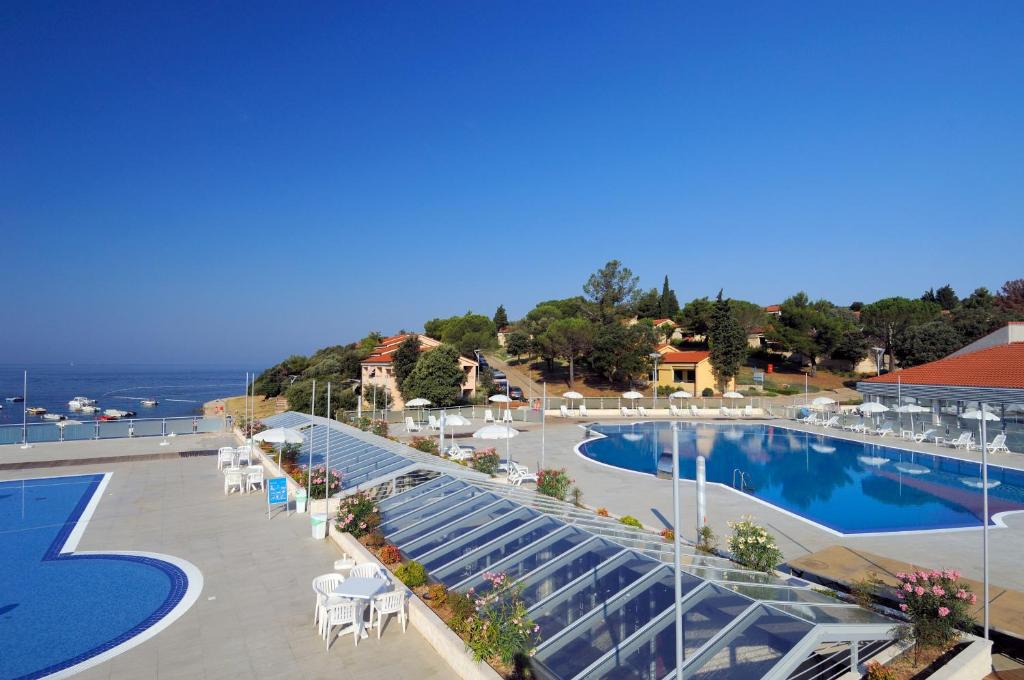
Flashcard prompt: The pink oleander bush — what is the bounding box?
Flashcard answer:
[335,490,380,538]
[462,572,540,665]
[894,569,976,648]
[294,465,341,500]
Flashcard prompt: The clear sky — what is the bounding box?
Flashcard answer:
[3,2,1022,366]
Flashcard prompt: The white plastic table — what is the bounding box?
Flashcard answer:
[331,577,389,638]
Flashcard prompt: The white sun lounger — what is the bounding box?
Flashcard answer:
[579,404,589,417]
[560,404,570,418]
[404,417,422,433]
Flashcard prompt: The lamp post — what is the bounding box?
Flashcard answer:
[671,422,683,676]
[650,352,661,411]
[873,346,884,375]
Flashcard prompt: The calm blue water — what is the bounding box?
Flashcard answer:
[0,474,190,678]
[0,364,250,426]
[580,422,1024,533]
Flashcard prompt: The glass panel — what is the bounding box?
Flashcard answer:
[460,527,595,595]
[687,606,813,680]
[166,418,195,435]
[420,507,538,572]
[381,487,486,535]
[133,420,163,436]
[537,569,702,679]
[585,584,753,680]
[722,584,840,604]
[378,475,454,510]
[389,494,499,546]
[380,480,468,521]
[344,459,410,487]
[403,499,519,558]
[434,516,563,586]
[530,552,660,640]
[683,566,805,587]
[769,603,893,625]
[520,536,622,606]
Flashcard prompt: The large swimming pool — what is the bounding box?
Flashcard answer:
[578,422,1024,534]
[0,474,200,679]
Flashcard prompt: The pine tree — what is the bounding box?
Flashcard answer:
[707,291,747,391]
[493,305,509,329]
[659,276,680,317]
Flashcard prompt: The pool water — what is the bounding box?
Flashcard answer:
[579,422,1024,534]
[0,474,191,679]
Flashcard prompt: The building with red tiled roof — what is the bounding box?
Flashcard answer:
[858,323,1024,406]
[654,345,734,395]
[360,333,478,409]
[764,304,782,316]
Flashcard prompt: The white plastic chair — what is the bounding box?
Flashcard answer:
[350,563,388,581]
[405,417,422,433]
[579,404,589,417]
[324,601,360,650]
[638,406,648,417]
[874,423,894,437]
[743,405,754,417]
[217,447,234,470]
[428,415,440,431]
[509,463,537,486]
[312,573,346,634]
[224,470,244,495]
[246,467,264,493]
[370,590,407,638]
[502,409,513,423]
[620,406,629,417]
[987,433,1010,453]
[560,405,569,418]
[822,416,840,428]
[670,404,681,417]
[484,409,495,423]
[235,446,251,466]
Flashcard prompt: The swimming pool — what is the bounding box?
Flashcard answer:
[0,474,201,679]
[577,422,1024,534]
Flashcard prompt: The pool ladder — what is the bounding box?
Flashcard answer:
[732,468,752,492]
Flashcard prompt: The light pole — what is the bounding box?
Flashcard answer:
[649,352,661,411]
[671,422,683,676]
[873,346,884,375]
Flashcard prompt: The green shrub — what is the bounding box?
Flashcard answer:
[294,465,341,500]
[894,569,976,649]
[727,516,783,573]
[447,590,476,629]
[461,572,539,664]
[335,490,380,538]
[394,560,428,588]
[696,525,718,553]
[471,449,501,475]
[410,437,439,454]
[536,468,573,501]
[371,419,389,437]
[619,515,643,528]
[701,387,714,397]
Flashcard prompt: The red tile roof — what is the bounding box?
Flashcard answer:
[764,304,781,313]
[659,351,711,364]
[863,343,1024,389]
[652,318,678,327]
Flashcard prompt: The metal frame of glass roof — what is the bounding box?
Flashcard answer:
[376,473,895,680]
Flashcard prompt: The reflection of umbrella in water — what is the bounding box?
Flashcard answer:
[961,478,1001,490]
[622,433,644,442]
[810,443,836,454]
[723,429,744,441]
[895,462,930,475]
[858,455,889,467]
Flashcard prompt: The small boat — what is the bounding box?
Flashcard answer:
[42,413,66,421]
[80,405,100,414]
[6,396,24,403]
[26,406,48,415]
[102,409,137,419]
[140,399,158,407]
[68,397,97,410]
[98,414,116,421]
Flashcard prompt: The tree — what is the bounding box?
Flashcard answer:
[360,383,392,411]
[634,288,661,319]
[547,318,596,386]
[728,300,768,336]
[400,345,466,407]
[583,260,640,324]
[996,279,1024,316]
[424,312,498,356]
[767,293,853,375]
[707,292,748,390]
[951,287,1015,344]
[493,305,509,329]
[895,320,964,367]
[659,276,680,318]
[590,323,656,385]
[860,297,941,370]
[393,335,421,397]
[521,297,587,370]
[679,297,714,336]
[505,330,530,363]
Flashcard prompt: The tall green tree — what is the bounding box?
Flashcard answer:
[493,305,509,329]
[505,330,530,362]
[400,345,466,407]
[547,318,596,386]
[583,260,640,324]
[423,312,497,356]
[659,276,680,318]
[679,297,714,336]
[996,279,1024,315]
[767,293,853,375]
[707,292,748,390]
[634,288,662,319]
[393,335,421,397]
[590,323,656,385]
[860,297,941,370]
[895,320,964,366]
[728,300,768,335]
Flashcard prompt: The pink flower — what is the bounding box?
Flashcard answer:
[956,589,968,600]
[899,604,908,612]
[895,571,907,580]
[903,583,913,592]
[932,586,945,597]
[907,574,917,583]
[938,606,950,617]
[895,592,904,600]
[914,586,925,596]
[969,594,977,605]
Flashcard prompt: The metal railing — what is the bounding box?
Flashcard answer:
[0,415,228,446]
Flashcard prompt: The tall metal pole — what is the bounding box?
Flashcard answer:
[981,407,990,639]
[21,370,29,448]
[306,379,316,505]
[671,422,683,676]
[541,381,547,469]
[652,356,659,410]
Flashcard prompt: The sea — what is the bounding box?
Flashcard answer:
[0,364,253,426]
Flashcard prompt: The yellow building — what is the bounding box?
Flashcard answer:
[653,345,734,396]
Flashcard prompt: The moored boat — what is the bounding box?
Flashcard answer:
[140,399,158,407]
[26,406,48,415]
[42,413,66,421]
[68,397,97,410]
[80,405,100,414]
[102,409,137,419]
[7,396,24,403]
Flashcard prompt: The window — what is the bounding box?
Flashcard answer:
[673,369,695,383]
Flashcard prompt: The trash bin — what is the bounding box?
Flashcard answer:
[295,489,308,514]
[311,514,328,540]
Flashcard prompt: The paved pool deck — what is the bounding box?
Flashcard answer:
[0,436,454,680]
[448,417,1024,596]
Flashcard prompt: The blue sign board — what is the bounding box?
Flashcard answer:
[267,477,289,518]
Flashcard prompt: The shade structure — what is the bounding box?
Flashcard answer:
[669,390,692,399]
[622,391,643,400]
[406,398,431,407]
[253,427,305,445]
[962,408,1000,422]
[858,402,889,414]
[562,391,583,400]
[473,424,519,440]
[723,391,743,399]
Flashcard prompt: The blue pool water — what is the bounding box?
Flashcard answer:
[579,422,1024,534]
[0,474,190,679]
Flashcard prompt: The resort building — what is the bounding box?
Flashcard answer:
[361,333,479,410]
[857,322,1024,449]
[653,344,734,395]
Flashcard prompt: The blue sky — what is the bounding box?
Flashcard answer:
[3,2,1022,365]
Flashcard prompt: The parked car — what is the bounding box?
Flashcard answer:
[492,370,506,381]
[508,386,524,401]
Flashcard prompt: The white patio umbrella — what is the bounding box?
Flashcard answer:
[622,391,643,411]
[723,391,743,408]
[489,393,512,422]
[405,397,431,423]
[563,391,583,414]
[895,403,928,433]
[473,423,520,470]
[669,390,692,400]
[858,401,889,430]
[960,406,1000,640]
[254,427,305,467]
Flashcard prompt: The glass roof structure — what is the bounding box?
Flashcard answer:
[264,411,895,679]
